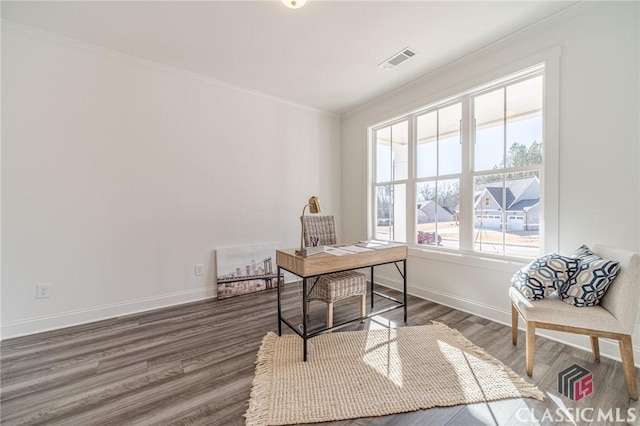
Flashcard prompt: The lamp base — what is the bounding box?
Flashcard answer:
[296,245,325,257]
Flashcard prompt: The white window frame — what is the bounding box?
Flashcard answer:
[368,53,560,262]
[371,116,411,242]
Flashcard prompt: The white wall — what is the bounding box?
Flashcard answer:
[1,24,342,338]
[342,3,640,363]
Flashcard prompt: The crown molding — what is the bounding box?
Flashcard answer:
[1,20,338,118]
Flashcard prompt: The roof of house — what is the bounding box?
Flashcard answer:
[509,199,540,211]
[485,187,516,209]
[474,176,539,211]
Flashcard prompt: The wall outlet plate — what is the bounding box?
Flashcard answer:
[195,264,204,276]
[36,283,51,299]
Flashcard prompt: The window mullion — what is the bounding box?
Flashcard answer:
[434,110,439,236]
[407,115,416,244]
[389,125,394,239]
[502,88,508,255]
[460,95,473,251]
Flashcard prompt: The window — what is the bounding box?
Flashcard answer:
[472,75,543,257]
[416,102,462,250]
[373,120,408,241]
[370,66,546,259]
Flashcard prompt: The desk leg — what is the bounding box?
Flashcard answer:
[277,266,282,336]
[302,277,308,362]
[403,260,408,323]
[370,266,375,309]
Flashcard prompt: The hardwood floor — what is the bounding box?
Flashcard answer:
[2,285,639,425]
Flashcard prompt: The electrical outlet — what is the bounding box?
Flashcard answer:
[36,283,51,299]
[195,264,204,276]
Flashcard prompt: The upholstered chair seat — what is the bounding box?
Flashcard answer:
[509,289,619,334]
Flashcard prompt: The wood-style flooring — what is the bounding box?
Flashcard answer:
[2,284,639,425]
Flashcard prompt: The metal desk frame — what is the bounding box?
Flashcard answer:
[275,246,407,361]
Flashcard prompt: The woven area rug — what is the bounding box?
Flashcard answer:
[245,322,543,425]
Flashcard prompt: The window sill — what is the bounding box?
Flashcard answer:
[407,246,528,273]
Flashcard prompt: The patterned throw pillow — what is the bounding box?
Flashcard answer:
[511,253,581,300]
[559,245,620,307]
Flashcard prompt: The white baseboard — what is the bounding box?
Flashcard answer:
[1,287,216,340]
[6,275,640,369]
[2,277,332,340]
[375,273,640,368]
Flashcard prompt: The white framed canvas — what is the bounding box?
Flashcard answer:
[216,243,281,299]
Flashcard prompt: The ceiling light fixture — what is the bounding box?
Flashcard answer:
[281,0,307,9]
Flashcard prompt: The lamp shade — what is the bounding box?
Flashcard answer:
[281,0,307,9]
[308,196,321,214]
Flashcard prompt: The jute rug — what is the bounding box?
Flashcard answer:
[244,322,543,425]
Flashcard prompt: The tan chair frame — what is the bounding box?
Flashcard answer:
[512,299,638,400]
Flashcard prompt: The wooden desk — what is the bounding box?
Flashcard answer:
[276,245,408,361]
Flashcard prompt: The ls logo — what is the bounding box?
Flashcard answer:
[558,364,593,401]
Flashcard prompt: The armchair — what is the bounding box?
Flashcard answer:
[510,244,640,399]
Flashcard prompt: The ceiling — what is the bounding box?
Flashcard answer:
[1,1,578,114]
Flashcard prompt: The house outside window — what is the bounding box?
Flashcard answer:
[371,66,545,259]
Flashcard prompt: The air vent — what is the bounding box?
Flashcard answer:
[379,47,417,70]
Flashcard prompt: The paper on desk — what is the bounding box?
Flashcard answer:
[356,240,406,249]
[324,247,353,256]
[340,245,374,253]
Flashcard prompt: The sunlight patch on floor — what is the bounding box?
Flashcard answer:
[363,327,403,387]
[437,339,520,400]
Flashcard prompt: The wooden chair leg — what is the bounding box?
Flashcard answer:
[326,302,334,328]
[590,336,601,363]
[511,303,518,345]
[525,321,535,377]
[360,293,366,319]
[619,335,638,400]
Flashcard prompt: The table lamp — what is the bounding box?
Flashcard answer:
[297,196,321,256]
